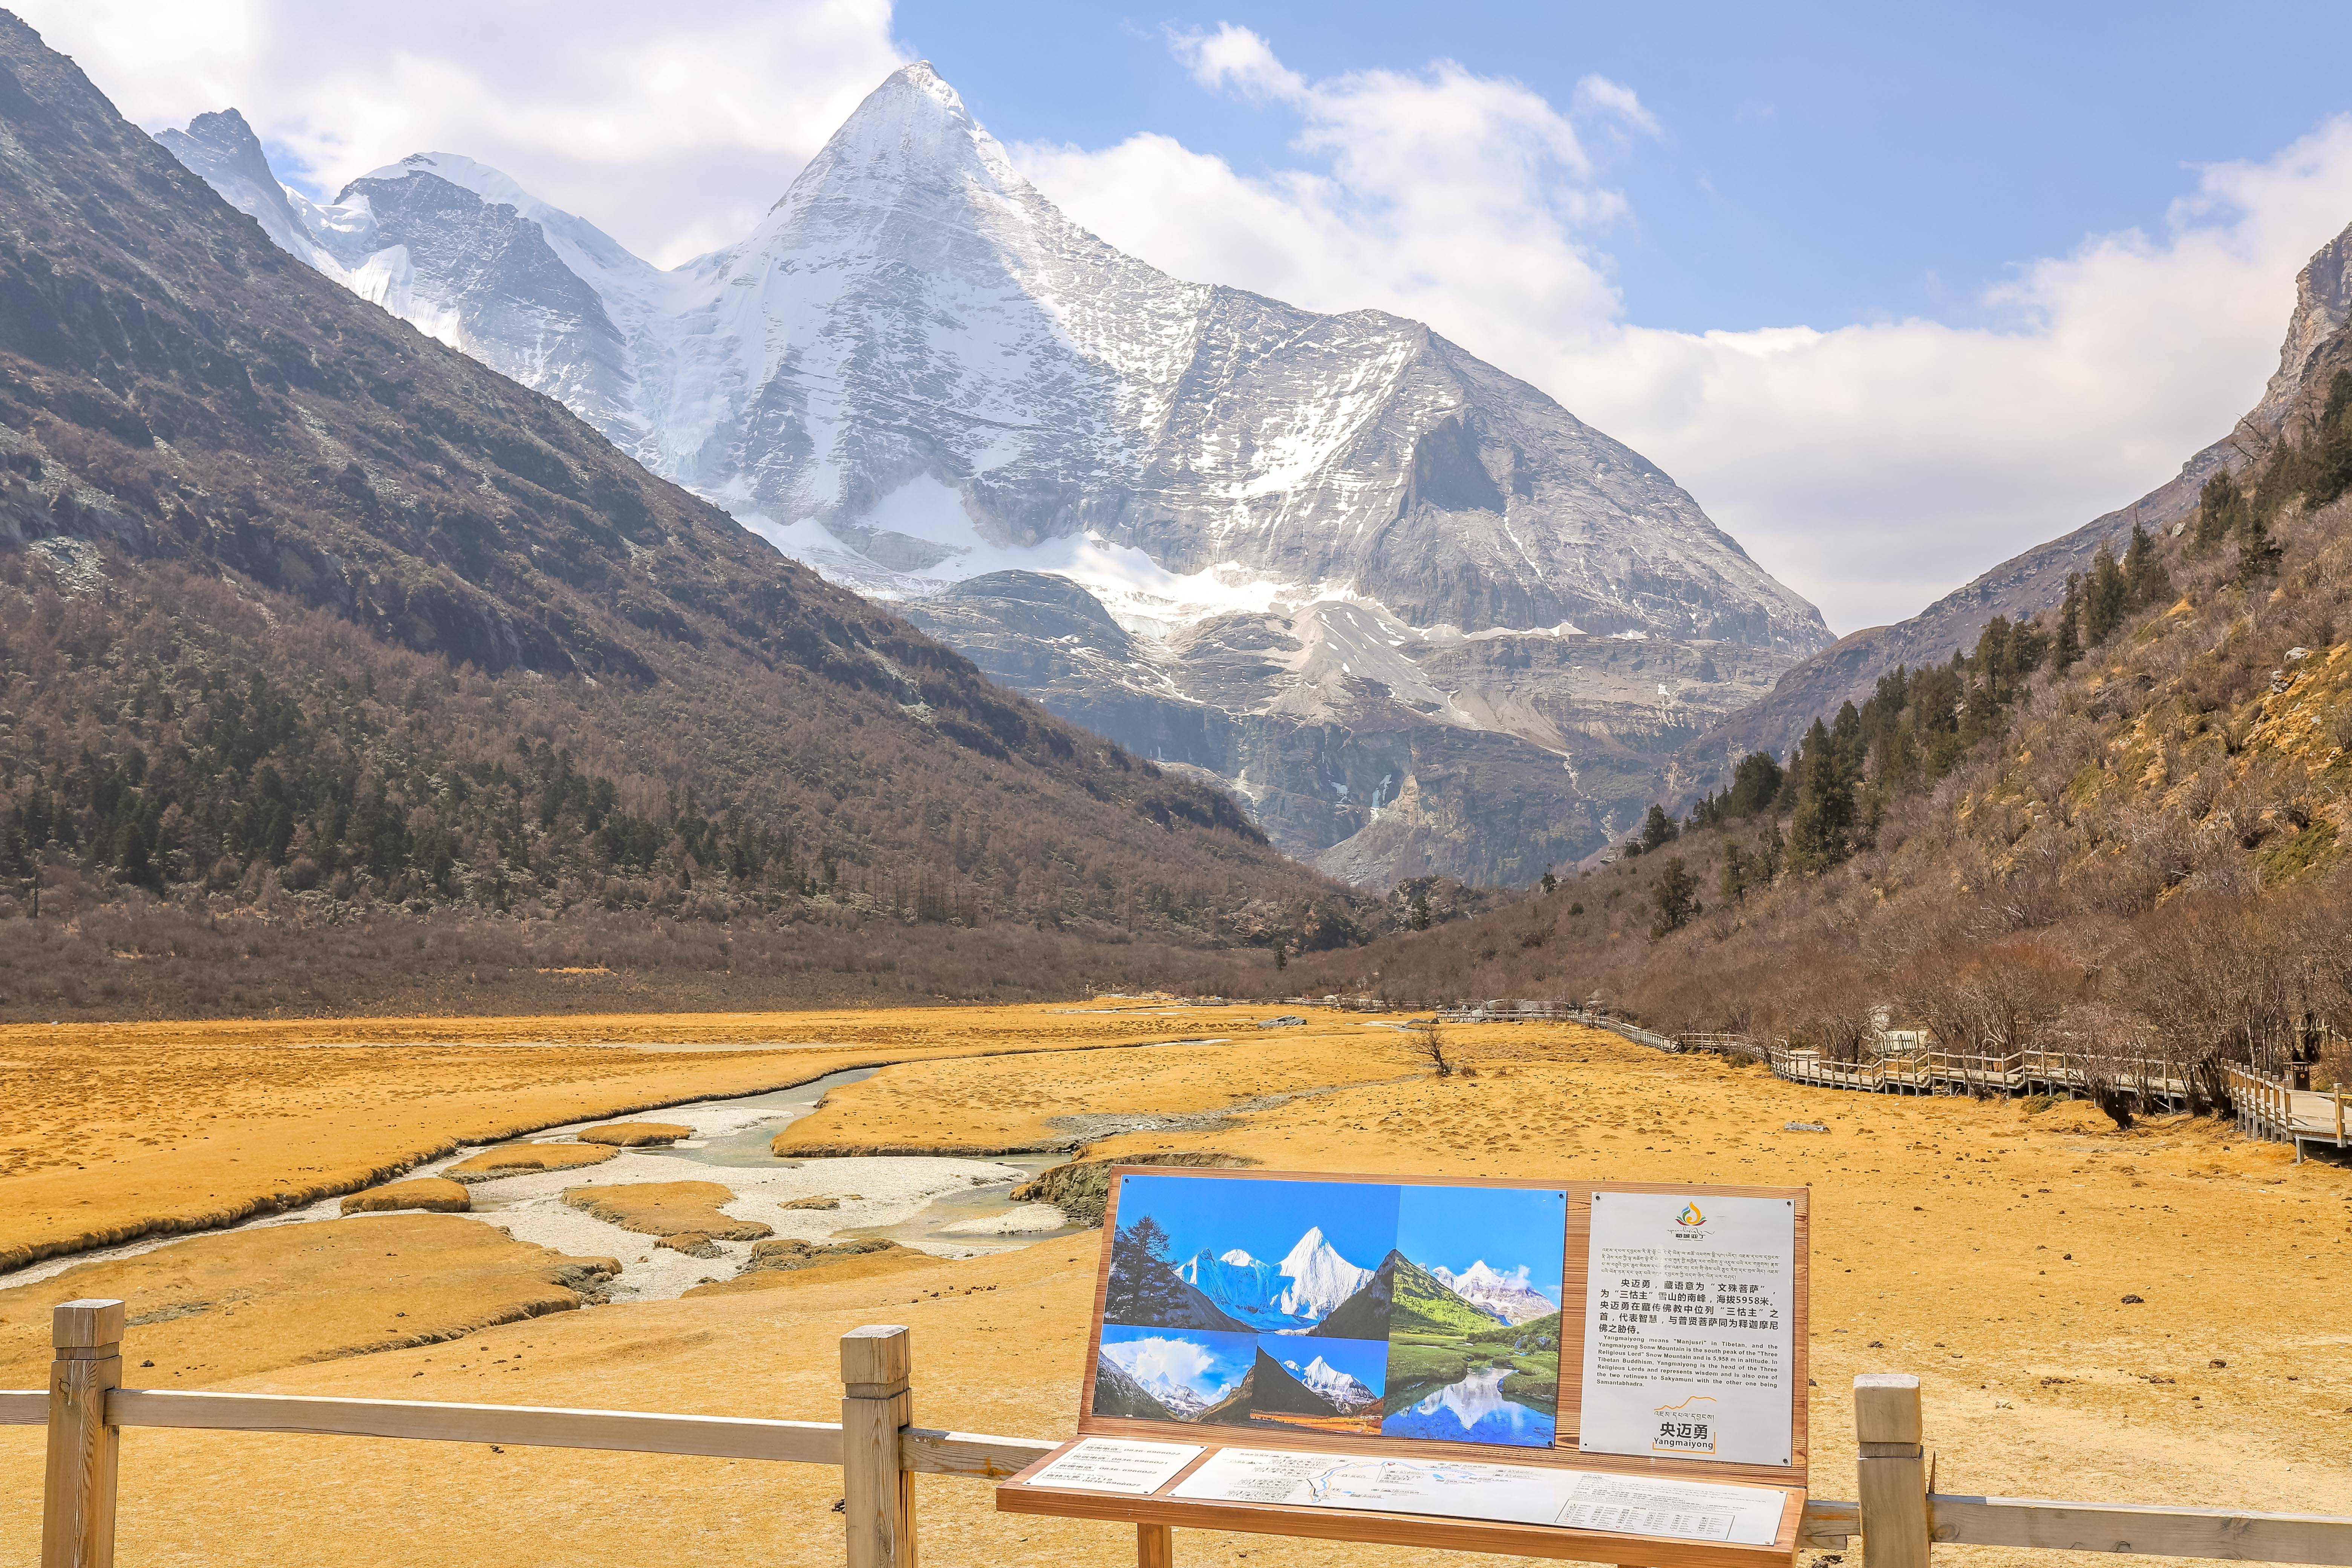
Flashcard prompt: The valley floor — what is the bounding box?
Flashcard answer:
[0,1005,2345,1568]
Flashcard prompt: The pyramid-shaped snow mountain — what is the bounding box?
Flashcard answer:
[164,63,1831,886]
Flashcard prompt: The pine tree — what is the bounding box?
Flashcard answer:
[2082,544,2128,645]
[2053,572,2083,671]
[1104,1216,1194,1324]
[2235,513,2283,587]
[1637,803,1679,853]
[2122,522,2170,611]
[1648,857,1701,937]
[1724,751,1784,817]
[2193,471,2242,554]
[1720,844,1753,906]
[1785,719,1853,873]
[2315,370,2352,508]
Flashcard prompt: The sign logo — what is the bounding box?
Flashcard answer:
[1675,1201,1706,1228]
[1651,1395,1718,1454]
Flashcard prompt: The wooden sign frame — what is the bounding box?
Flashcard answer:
[998,1167,1810,1564]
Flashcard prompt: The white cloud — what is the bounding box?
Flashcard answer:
[1572,75,1658,138]
[1018,31,2352,633]
[1017,26,1626,396]
[12,0,906,267]
[1101,1334,1220,1392]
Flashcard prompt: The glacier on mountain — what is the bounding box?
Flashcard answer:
[1175,1247,1297,1330]
[160,64,1832,886]
[1283,1355,1379,1410]
[1173,1230,1372,1330]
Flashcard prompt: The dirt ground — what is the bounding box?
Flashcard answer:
[2,1009,2347,1568]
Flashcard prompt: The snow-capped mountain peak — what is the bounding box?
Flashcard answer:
[1276,1227,1374,1322]
[158,63,1833,888]
[1284,1355,1378,1409]
[1432,1261,1557,1325]
[767,61,1014,211]
[1175,1247,1291,1329]
[154,109,342,277]
[1150,1380,1210,1417]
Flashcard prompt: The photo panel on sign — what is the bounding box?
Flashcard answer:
[1103,1174,1401,1334]
[1381,1183,1568,1449]
[1092,1323,1258,1423]
[1249,1331,1388,1436]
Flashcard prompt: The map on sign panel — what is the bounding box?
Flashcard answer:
[1167,1447,1787,1542]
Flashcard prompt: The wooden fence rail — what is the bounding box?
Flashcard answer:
[1690,1032,2352,1159]
[7,1303,2350,1565]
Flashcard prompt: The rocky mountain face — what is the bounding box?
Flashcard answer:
[1683,217,2352,784]
[162,64,1831,887]
[0,8,1349,982]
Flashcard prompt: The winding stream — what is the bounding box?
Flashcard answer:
[2,1065,1095,1302]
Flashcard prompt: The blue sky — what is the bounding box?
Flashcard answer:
[38,0,2352,631]
[1100,1325,1256,1400]
[1268,1333,1386,1395]
[1117,1174,1398,1269]
[1393,1185,1565,1302]
[892,3,2352,334]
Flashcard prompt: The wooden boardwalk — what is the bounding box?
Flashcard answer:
[1677,1034,2350,1161]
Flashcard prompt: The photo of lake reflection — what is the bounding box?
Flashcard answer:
[1379,1184,1566,1448]
[1383,1364,1559,1444]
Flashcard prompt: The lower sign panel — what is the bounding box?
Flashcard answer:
[1168,1447,1788,1543]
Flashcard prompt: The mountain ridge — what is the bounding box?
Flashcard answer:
[0,7,1355,1017]
[160,63,1831,887]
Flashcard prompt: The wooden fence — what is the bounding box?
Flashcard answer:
[1745,1039,2197,1105]
[9,1301,2351,1566]
[2224,1065,2350,1160]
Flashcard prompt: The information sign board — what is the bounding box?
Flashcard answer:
[998,1169,1809,1564]
[1578,1191,1797,1466]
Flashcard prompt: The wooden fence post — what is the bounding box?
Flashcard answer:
[1856,1374,1929,1568]
[43,1298,124,1568]
[841,1325,915,1568]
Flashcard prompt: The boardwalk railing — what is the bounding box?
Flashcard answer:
[1679,1034,2349,1160]
[2225,1065,2349,1160]
[9,1302,2352,1566]
[1746,1039,2197,1103]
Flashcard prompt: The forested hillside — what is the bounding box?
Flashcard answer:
[1285,334,2352,1090]
[0,12,1366,1018]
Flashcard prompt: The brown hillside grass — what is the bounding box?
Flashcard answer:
[0,1214,614,1387]
[443,1143,618,1182]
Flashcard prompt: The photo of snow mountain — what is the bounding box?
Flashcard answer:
[1093,1173,1568,1446]
[1094,1326,1256,1423]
